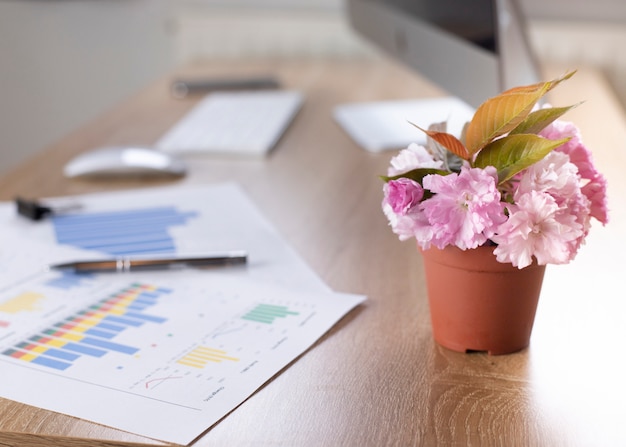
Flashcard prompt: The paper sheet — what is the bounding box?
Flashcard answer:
[0,183,328,292]
[0,268,363,444]
[0,183,365,444]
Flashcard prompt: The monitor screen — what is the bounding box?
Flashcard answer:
[383,0,496,53]
[346,0,540,108]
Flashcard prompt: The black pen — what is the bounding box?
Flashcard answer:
[49,252,248,273]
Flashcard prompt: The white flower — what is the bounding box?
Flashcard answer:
[387,143,444,176]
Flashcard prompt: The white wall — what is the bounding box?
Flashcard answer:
[180,0,342,12]
[0,0,178,174]
[1,0,625,175]
[175,6,372,62]
[520,0,626,22]
[179,0,626,21]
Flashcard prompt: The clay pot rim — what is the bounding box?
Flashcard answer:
[419,244,543,273]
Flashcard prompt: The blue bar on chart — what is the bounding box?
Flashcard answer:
[51,206,198,255]
[2,283,171,371]
[241,303,300,324]
[45,271,94,290]
[2,348,73,371]
[57,341,107,357]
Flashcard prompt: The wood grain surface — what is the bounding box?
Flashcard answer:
[0,57,624,446]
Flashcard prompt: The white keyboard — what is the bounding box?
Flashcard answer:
[156,90,304,156]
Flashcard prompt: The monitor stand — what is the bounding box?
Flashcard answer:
[333,96,475,152]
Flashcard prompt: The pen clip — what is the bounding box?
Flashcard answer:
[15,197,53,221]
[15,197,83,221]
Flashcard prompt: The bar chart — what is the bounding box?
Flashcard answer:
[51,206,198,255]
[44,271,94,290]
[177,346,239,369]
[241,303,300,324]
[0,291,44,314]
[2,283,170,371]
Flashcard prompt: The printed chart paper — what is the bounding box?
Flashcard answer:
[0,183,365,444]
[0,268,364,444]
[0,182,329,292]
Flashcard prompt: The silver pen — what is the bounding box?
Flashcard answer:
[49,251,247,273]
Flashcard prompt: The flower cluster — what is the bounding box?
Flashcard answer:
[382,73,608,268]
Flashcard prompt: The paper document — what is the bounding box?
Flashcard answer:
[0,183,365,444]
[0,267,363,444]
[0,183,328,292]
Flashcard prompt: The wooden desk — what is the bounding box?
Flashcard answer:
[1,58,625,446]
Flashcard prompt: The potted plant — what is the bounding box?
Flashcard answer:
[381,71,609,354]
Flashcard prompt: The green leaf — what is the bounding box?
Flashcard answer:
[474,134,571,184]
[509,103,581,135]
[380,168,449,184]
[465,71,576,155]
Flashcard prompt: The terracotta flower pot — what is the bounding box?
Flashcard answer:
[420,244,546,355]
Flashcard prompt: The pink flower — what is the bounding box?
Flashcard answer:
[420,166,506,250]
[582,176,609,224]
[382,178,430,241]
[514,150,594,257]
[516,151,580,205]
[492,191,584,268]
[384,177,424,214]
[540,120,609,224]
[387,143,444,176]
[381,100,608,269]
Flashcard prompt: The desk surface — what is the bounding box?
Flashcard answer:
[1,58,625,447]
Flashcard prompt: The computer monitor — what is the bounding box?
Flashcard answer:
[345,0,541,108]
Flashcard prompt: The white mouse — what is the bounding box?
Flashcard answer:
[64,146,187,178]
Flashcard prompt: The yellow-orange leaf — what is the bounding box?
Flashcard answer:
[409,122,470,160]
[465,87,548,155]
[501,70,575,96]
[465,71,576,155]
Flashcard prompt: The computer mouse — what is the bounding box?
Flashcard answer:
[64,146,187,178]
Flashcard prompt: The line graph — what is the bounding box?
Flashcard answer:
[145,375,184,389]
